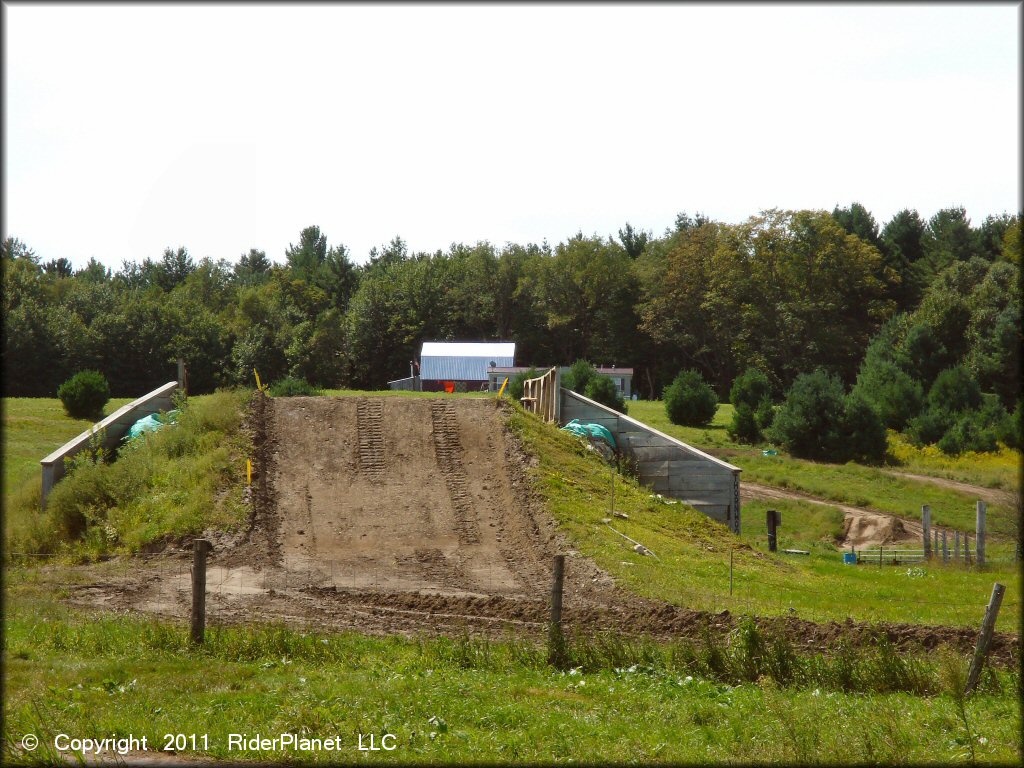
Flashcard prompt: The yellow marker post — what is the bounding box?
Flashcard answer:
[497,377,509,398]
[246,459,252,486]
[254,368,265,392]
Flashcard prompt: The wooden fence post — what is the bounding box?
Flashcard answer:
[964,534,971,565]
[965,582,1006,695]
[933,528,939,557]
[922,505,931,559]
[976,501,986,568]
[942,530,949,564]
[954,530,960,562]
[766,510,780,553]
[191,539,212,644]
[548,555,567,667]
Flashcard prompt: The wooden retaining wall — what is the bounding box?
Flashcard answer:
[560,389,742,534]
[40,381,179,508]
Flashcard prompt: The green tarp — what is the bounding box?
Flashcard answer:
[126,410,180,441]
[559,419,617,449]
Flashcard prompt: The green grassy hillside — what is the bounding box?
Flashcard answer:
[509,405,1019,632]
[3,391,249,556]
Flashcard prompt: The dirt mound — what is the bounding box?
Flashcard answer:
[262,395,611,602]
[741,482,921,549]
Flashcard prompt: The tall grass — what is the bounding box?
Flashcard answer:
[8,389,250,557]
[7,597,1011,698]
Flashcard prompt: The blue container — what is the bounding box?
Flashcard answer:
[843,552,858,565]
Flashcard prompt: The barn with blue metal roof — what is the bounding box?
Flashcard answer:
[417,341,516,392]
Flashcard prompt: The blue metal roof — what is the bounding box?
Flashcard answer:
[420,342,515,381]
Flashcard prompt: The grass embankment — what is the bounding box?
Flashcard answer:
[3,579,1019,765]
[626,400,1019,533]
[509,405,1020,632]
[3,391,250,556]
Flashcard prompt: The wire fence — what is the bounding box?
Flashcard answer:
[4,547,1017,635]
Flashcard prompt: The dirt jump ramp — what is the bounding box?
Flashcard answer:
[268,396,568,599]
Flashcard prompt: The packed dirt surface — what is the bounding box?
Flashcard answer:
[741,482,922,549]
[270,396,557,597]
[55,395,1017,664]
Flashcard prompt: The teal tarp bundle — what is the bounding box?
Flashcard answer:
[126,410,180,441]
[559,419,617,449]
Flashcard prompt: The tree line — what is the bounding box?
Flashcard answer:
[3,205,1019,426]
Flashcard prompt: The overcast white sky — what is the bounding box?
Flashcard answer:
[3,3,1020,269]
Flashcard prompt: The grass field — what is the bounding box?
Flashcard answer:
[626,400,1019,533]
[1,397,132,508]
[2,392,1020,764]
[3,580,1019,765]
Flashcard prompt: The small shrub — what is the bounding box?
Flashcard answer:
[906,406,952,446]
[938,411,999,455]
[268,376,321,397]
[730,368,772,411]
[838,394,888,464]
[927,366,981,415]
[664,369,718,426]
[562,359,597,395]
[755,396,776,431]
[728,403,761,443]
[584,375,627,413]
[995,401,1022,449]
[767,370,845,460]
[852,358,923,431]
[57,370,110,419]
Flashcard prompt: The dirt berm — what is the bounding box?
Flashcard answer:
[65,395,1018,665]
[259,395,598,599]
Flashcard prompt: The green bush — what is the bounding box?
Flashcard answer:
[906,407,952,446]
[927,367,981,415]
[996,402,1022,449]
[268,376,321,397]
[562,359,597,395]
[938,411,999,455]
[767,371,846,460]
[727,403,761,443]
[852,359,923,431]
[663,369,718,427]
[755,396,776,431]
[768,370,887,463]
[57,370,111,420]
[584,375,627,414]
[507,367,539,401]
[839,394,888,464]
[730,368,772,411]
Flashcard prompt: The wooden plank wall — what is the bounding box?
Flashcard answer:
[522,367,559,423]
[560,389,742,534]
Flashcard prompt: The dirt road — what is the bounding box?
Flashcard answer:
[883,471,1016,506]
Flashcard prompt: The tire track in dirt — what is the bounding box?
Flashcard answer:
[356,399,385,481]
[431,401,481,545]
